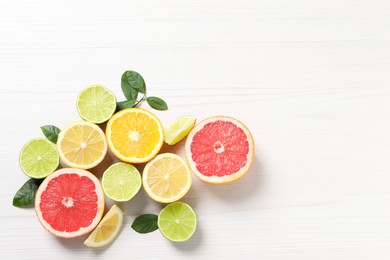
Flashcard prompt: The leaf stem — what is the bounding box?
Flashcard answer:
[135,93,147,107]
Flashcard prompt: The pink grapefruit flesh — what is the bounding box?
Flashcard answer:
[185,116,254,184]
[35,168,104,238]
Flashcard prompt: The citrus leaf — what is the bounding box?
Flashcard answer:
[40,125,61,143]
[121,70,145,100]
[131,214,158,233]
[116,100,137,112]
[146,96,168,111]
[13,178,42,207]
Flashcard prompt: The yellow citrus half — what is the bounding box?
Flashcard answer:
[57,121,107,169]
[143,153,192,203]
[106,108,164,164]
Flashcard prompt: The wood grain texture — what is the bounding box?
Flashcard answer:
[1,0,390,259]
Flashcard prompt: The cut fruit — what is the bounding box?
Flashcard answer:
[76,85,116,124]
[57,121,107,169]
[185,116,255,184]
[19,138,59,179]
[84,204,124,248]
[102,162,141,202]
[164,116,196,145]
[35,168,104,238]
[106,108,164,164]
[158,202,197,242]
[143,153,192,203]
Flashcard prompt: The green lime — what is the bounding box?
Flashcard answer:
[164,116,196,145]
[76,85,116,124]
[158,202,197,242]
[19,138,59,179]
[102,162,141,202]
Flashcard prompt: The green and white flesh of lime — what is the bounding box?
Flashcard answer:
[158,202,197,242]
[76,84,116,124]
[102,162,142,202]
[19,138,59,179]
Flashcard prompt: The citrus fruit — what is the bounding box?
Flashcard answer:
[35,168,104,238]
[76,84,116,124]
[84,204,124,248]
[185,116,255,184]
[106,108,164,164]
[102,162,141,202]
[19,138,59,179]
[164,116,196,145]
[57,121,107,169]
[158,202,197,242]
[142,153,192,203]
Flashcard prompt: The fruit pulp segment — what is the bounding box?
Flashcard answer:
[110,112,161,158]
[60,125,105,165]
[190,120,249,177]
[39,173,99,232]
[146,157,189,198]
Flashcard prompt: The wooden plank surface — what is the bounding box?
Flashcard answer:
[1,0,390,259]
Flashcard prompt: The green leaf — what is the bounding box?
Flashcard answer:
[116,100,137,111]
[146,96,168,111]
[121,70,146,101]
[40,125,61,143]
[13,179,42,207]
[131,214,159,234]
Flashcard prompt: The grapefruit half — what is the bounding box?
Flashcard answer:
[185,116,255,184]
[35,168,104,238]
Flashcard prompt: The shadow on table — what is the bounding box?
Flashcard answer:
[55,235,87,250]
[171,222,203,251]
[203,155,263,202]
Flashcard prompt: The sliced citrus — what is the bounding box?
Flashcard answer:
[158,202,197,242]
[164,116,196,145]
[106,108,164,164]
[35,168,104,238]
[57,121,107,169]
[102,162,141,202]
[142,153,192,203]
[19,138,59,179]
[84,204,124,248]
[76,84,116,124]
[185,116,255,184]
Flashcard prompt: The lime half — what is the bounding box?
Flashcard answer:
[19,138,59,179]
[158,202,197,242]
[76,85,116,124]
[102,162,141,202]
[164,116,196,145]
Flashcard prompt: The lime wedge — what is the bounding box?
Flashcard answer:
[102,162,141,202]
[76,85,116,124]
[19,138,59,179]
[164,116,196,145]
[158,202,197,242]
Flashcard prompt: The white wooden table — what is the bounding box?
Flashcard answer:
[1,0,390,259]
